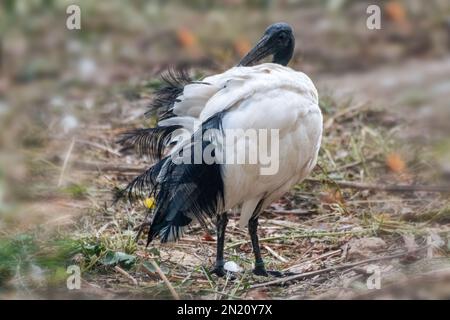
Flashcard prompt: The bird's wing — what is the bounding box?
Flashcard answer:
[199,63,318,121]
[118,64,317,159]
[163,63,317,125]
[155,65,283,146]
[169,67,248,119]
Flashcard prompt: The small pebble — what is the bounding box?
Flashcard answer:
[224,261,242,273]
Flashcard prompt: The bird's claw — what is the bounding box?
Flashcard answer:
[266,270,285,278]
[252,265,269,277]
[210,266,226,277]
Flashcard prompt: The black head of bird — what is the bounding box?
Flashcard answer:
[238,22,295,67]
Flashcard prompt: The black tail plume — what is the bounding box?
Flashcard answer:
[118,112,226,244]
[148,142,224,243]
[113,158,167,204]
[117,125,182,159]
[145,67,192,120]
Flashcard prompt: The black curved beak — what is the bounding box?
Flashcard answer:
[237,34,274,67]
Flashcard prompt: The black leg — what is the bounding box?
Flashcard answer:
[248,216,291,278]
[248,216,269,276]
[211,212,228,277]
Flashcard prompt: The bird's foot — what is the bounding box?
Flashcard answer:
[210,266,238,279]
[253,266,294,278]
[210,266,226,277]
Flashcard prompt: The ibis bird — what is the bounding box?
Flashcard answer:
[118,23,322,277]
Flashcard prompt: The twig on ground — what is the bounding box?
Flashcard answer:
[251,245,429,289]
[57,137,76,187]
[261,219,299,229]
[284,249,342,271]
[76,139,121,157]
[227,229,371,249]
[264,208,311,215]
[306,178,450,193]
[145,260,180,300]
[264,245,289,263]
[324,102,368,129]
[326,153,380,174]
[113,266,138,286]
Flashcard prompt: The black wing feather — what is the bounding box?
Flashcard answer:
[145,67,192,120]
[117,125,182,159]
[118,112,226,244]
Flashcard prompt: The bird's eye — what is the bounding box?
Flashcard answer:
[277,32,289,45]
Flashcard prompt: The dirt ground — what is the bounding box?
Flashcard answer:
[1,1,450,299]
